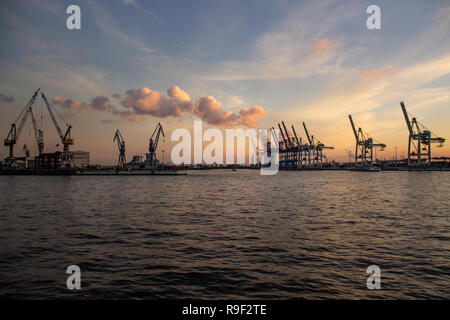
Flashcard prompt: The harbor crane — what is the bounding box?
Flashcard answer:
[113,129,126,168]
[302,122,333,166]
[41,92,74,167]
[3,88,41,166]
[148,122,165,168]
[349,115,386,165]
[400,101,445,166]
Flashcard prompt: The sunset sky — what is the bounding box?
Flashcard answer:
[0,0,449,164]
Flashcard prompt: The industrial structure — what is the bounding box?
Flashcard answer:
[2,88,448,172]
[274,121,334,169]
[41,92,74,167]
[2,88,84,171]
[3,88,41,166]
[400,101,445,166]
[113,129,126,168]
[148,122,165,168]
[113,123,166,170]
[348,114,386,165]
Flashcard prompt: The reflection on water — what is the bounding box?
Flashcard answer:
[0,170,449,299]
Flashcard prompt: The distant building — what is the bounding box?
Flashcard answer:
[69,151,89,168]
[35,152,62,170]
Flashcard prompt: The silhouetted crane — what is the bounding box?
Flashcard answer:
[400,101,445,166]
[349,114,385,165]
[113,129,126,168]
[3,88,41,166]
[148,122,165,168]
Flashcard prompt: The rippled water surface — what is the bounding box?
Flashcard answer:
[0,170,449,299]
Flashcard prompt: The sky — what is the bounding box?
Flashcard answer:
[0,0,449,164]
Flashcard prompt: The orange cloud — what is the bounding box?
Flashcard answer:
[311,38,339,56]
[52,86,267,127]
[194,96,240,126]
[239,106,267,128]
[360,65,397,80]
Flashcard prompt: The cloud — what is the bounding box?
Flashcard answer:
[52,85,267,127]
[121,85,193,117]
[360,66,397,80]
[194,96,240,126]
[238,106,267,128]
[196,1,354,80]
[194,96,266,128]
[311,38,339,56]
[0,93,14,103]
[52,96,86,112]
[52,95,113,114]
[89,1,154,54]
[90,96,113,111]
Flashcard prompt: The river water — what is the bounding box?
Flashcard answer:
[0,170,448,299]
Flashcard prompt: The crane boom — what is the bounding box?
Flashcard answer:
[41,92,63,139]
[41,91,74,166]
[270,127,280,146]
[16,88,41,141]
[400,101,413,136]
[348,115,359,141]
[302,122,312,145]
[29,108,44,155]
[277,123,288,149]
[291,125,300,146]
[282,121,293,149]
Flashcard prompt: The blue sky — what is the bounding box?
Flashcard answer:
[0,0,449,163]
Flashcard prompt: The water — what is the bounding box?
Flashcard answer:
[0,170,449,299]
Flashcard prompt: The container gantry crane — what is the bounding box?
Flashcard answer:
[41,92,74,167]
[400,101,445,166]
[3,88,41,166]
[113,129,126,168]
[148,122,165,168]
[349,114,386,165]
[302,122,333,167]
